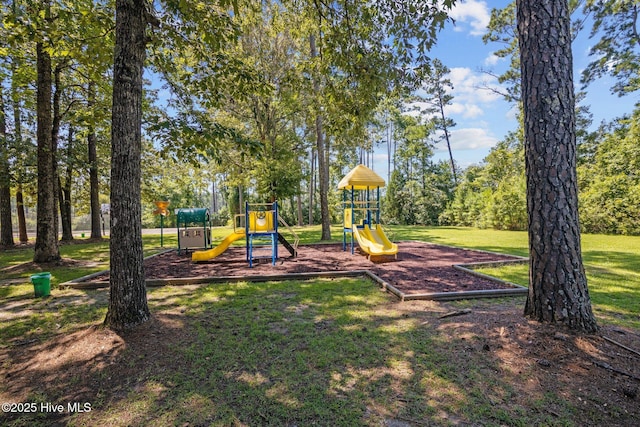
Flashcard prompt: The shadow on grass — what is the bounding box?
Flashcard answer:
[582,250,640,273]
[3,279,634,426]
[0,288,109,346]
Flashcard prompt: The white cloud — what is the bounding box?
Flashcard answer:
[434,128,499,152]
[484,53,501,66]
[444,102,483,118]
[448,67,503,104]
[506,105,519,121]
[449,0,491,36]
[445,103,466,115]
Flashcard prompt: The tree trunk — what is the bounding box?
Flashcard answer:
[386,117,392,184]
[11,66,28,243]
[51,63,62,242]
[310,34,331,240]
[296,182,303,227]
[34,37,61,263]
[59,126,74,242]
[517,0,598,332]
[315,115,331,240]
[87,83,102,239]
[16,186,28,243]
[104,0,150,331]
[439,100,457,185]
[58,175,73,241]
[308,147,315,225]
[0,88,14,247]
[211,178,218,214]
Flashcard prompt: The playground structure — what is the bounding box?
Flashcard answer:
[339,164,398,258]
[177,208,212,253]
[191,201,299,267]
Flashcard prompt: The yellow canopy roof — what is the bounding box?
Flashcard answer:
[337,164,386,190]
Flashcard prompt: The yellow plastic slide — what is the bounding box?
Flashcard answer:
[192,230,245,262]
[352,225,398,257]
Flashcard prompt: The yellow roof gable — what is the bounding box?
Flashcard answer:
[338,164,386,190]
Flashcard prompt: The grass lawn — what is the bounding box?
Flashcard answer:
[386,226,640,330]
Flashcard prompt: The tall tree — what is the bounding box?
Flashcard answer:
[422,58,457,184]
[33,0,61,263]
[517,0,598,332]
[104,0,151,330]
[58,125,75,242]
[105,0,246,329]
[0,87,13,247]
[309,33,331,240]
[9,49,34,245]
[87,84,102,239]
[71,0,116,240]
[223,4,305,204]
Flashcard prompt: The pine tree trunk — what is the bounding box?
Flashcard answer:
[88,83,102,239]
[59,127,74,242]
[16,185,28,243]
[315,115,331,240]
[11,70,28,243]
[308,148,315,225]
[0,89,14,247]
[51,63,62,242]
[309,34,331,240]
[34,38,61,263]
[297,183,303,227]
[517,0,598,332]
[439,101,457,185]
[211,179,218,213]
[58,176,73,241]
[104,0,150,331]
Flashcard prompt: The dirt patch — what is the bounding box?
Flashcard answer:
[90,242,524,295]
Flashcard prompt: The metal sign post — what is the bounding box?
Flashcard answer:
[153,201,170,247]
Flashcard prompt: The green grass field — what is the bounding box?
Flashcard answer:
[387,226,640,330]
[1,226,639,329]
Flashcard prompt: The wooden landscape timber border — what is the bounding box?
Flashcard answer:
[60,246,530,302]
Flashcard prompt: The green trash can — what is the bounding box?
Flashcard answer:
[30,272,52,298]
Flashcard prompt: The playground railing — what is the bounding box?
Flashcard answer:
[277,215,300,251]
[233,213,246,233]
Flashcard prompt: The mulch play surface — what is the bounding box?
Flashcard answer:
[138,241,524,295]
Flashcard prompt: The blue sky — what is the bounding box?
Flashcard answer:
[374,0,640,174]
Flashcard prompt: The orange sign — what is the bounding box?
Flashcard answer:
[154,200,170,216]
